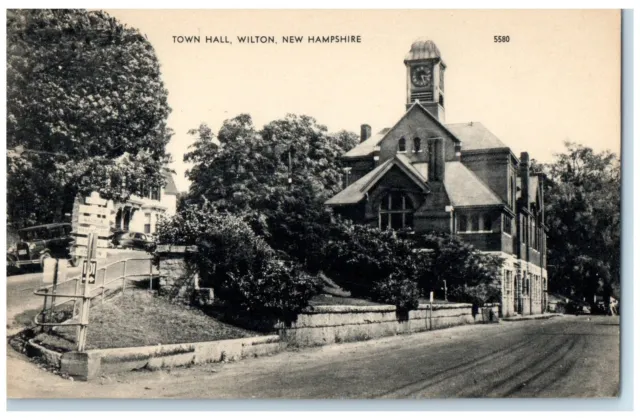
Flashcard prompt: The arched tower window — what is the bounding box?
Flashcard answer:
[414,138,422,153]
[398,138,406,153]
[379,192,415,230]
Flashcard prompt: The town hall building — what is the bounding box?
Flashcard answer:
[325,38,548,316]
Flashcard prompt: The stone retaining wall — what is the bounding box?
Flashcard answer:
[155,245,202,300]
[279,303,500,346]
[36,334,282,381]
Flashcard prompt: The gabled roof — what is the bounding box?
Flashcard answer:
[444,162,503,207]
[325,155,429,206]
[445,122,508,151]
[342,102,461,159]
[343,130,388,158]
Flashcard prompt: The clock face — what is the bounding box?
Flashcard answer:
[411,65,432,88]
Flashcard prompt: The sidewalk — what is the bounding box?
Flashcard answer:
[501,313,563,322]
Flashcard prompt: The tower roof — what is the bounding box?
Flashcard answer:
[405,38,442,62]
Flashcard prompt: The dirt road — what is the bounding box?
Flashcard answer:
[7,315,619,399]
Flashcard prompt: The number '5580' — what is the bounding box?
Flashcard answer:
[494,36,510,43]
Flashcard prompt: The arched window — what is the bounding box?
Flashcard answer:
[414,138,422,153]
[379,192,414,230]
[398,138,406,153]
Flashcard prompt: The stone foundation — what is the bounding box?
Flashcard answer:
[279,303,500,346]
[34,335,282,381]
[155,245,203,301]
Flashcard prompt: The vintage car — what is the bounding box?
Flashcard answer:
[112,231,156,252]
[7,223,79,271]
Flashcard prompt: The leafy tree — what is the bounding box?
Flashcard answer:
[184,114,358,269]
[323,223,421,309]
[414,233,504,305]
[7,9,172,228]
[156,201,320,323]
[541,142,620,301]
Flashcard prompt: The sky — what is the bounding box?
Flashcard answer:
[105,9,621,193]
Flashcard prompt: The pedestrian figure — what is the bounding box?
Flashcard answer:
[609,297,618,316]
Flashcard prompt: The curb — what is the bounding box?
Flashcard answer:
[501,313,563,322]
[26,334,283,381]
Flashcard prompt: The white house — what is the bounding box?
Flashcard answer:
[112,170,179,235]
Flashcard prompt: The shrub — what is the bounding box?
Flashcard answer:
[220,260,322,324]
[370,272,421,311]
[157,202,319,324]
[156,201,221,245]
[323,222,420,309]
[414,233,504,304]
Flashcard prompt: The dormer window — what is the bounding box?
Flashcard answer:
[398,138,406,153]
[414,138,422,153]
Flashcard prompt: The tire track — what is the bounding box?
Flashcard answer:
[374,338,533,398]
[403,335,572,398]
[489,335,581,397]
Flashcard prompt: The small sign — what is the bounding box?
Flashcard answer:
[74,225,111,237]
[82,260,98,284]
[76,214,110,227]
[430,291,434,303]
[72,247,107,259]
[78,204,110,216]
[74,236,110,248]
[56,258,68,282]
[42,258,57,284]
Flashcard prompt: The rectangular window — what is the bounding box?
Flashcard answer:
[151,187,161,201]
[380,214,389,230]
[458,214,468,232]
[508,175,513,208]
[471,214,480,232]
[144,213,152,234]
[390,213,403,230]
[503,214,512,235]
[504,270,512,293]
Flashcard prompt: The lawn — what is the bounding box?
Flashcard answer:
[33,288,261,352]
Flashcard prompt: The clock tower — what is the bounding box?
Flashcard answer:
[404,38,446,122]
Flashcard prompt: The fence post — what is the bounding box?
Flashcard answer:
[149,258,153,292]
[41,290,49,330]
[429,292,434,331]
[72,275,80,319]
[121,260,127,304]
[47,259,60,331]
[101,267,106,303]
[77,233,96,352]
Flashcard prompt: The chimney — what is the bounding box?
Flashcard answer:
[360,124,371,143]
[434,138,445,181]
[454,142,462,161]
[519,152,530,211]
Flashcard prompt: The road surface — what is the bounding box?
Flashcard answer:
[7,315,619,399]
[6,249,154,334]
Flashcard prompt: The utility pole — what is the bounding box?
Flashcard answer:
[287,146,293,190]
[443,279,448,302]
